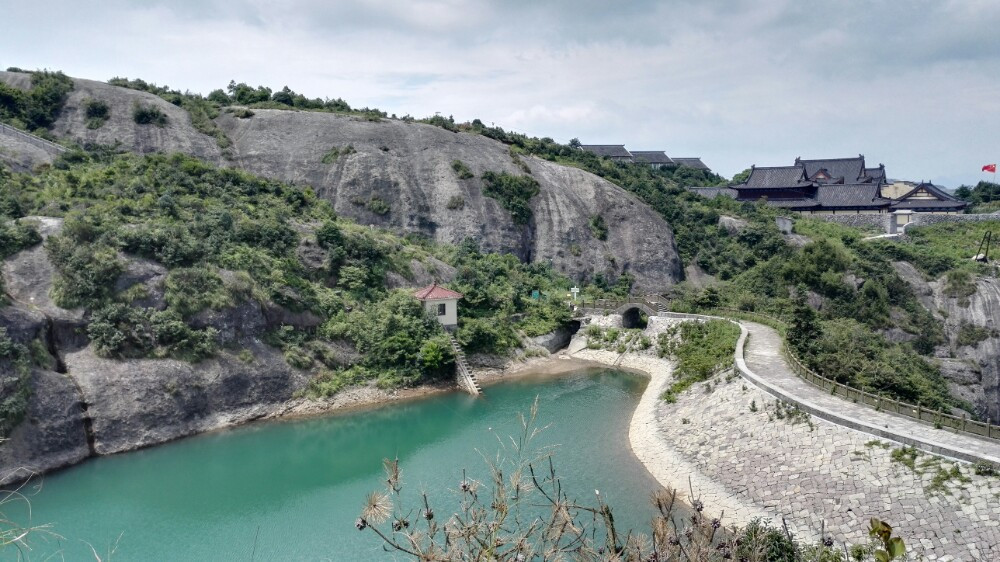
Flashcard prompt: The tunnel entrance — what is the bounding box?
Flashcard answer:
[621,307,648,330]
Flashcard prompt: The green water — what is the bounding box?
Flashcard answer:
[6,369,664,560]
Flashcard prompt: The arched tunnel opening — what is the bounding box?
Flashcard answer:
[621,307,648,330]
[567,320,582,335]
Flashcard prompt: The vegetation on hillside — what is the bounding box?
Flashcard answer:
[955,180,1000,213]
[0,69,74,134]
[0,327,31,438]
[0,149,574,393]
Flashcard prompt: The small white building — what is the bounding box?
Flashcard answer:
[414,283,463,329]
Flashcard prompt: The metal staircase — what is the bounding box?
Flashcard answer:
[448,335,482,396]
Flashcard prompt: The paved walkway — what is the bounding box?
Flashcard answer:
[739,321,1000,465]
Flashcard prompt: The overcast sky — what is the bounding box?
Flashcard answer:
[4,0,1000,186]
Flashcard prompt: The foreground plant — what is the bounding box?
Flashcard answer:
[356,401,859,561]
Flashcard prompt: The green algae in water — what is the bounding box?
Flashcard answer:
[5,369,662,560]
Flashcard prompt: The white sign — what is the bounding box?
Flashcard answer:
[570,287,579,300]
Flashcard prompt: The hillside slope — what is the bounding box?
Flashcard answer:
[0,71,682,290]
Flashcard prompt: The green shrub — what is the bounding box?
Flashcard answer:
[83,97,110,129]
[956,322,996,347]
[366,197,390,215]
[589,215,608,241]
[446,195,465,210]
[0,220,41,258]
[0,327,31,438]
[228,107,254,119]
[88,304,218,361]
[132,102,168,126]
[480,171,540,225]
[944,269,976,305]
[321,145,356,164]
[46,236,124,309]
[451,159,474,179]
[163,267,232,318]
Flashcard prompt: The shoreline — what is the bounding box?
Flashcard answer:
[566,346,774,530]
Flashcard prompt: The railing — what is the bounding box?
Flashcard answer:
[705,306,1000,442]
[0,122,68,153]
[577,299,1000,441]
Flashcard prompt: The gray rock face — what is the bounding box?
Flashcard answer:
[64,344,308,456]
[529,324,577,353]
[0,72,684,291]
[933,276,1000,420]
[893,260,1000,420]
[0,131,57,172]
[0,368,90,486]
[718,215,748,235]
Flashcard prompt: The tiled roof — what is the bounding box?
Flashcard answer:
[815,184,889,209]
[891,182,968,210]
[864,166,886,182]
[673,157,709,170]
[580,145,632,158]
[631,151,674,164]
[414,283,463,300]
[796,156,866,183]
[738,166,810,189]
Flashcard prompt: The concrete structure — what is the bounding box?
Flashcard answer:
[413,283,462,328]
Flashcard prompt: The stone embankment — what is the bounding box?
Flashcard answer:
[571,312,1000,560]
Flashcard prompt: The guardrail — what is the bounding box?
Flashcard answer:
[705,306,1000,442]
[578,299,1000,441]
[0,122,68,154]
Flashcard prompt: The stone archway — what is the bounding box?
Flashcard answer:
[621,307,649,329]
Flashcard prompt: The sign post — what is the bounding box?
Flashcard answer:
[570,287,579,301]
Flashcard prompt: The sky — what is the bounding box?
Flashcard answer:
[3,0,1000,186]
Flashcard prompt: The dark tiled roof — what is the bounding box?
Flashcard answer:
[738,166,810,189]
[581,144,632,158]
[864,166,886,182]
[631,151,674,165]
[796,156,866,183]
[815,184,889,209]
[687,187,736,199]
[891,182,968,210]
[673,157,709,170]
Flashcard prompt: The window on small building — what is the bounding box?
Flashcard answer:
[437,303,447,316]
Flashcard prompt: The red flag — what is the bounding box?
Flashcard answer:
[984,164,997,173]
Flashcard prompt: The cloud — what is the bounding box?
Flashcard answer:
[2,0,1000,185]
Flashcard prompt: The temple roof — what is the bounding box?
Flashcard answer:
[580,144,632,158]
[796,156,867,183]
[815,183,889,208]
[414,283,463,300]
[890,182,967,210]
[673,157,710,170]
[631,151,674,164]
[737,165,812,189]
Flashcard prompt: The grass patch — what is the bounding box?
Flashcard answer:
[132,102,168,127]
[322,145,356,164]
[659,320,739,402]
[451,159,474,179]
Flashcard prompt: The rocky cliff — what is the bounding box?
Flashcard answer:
[0,71,683,291]
[893,261,1000,420]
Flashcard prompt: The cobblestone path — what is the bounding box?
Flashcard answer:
[658,377,1000,561]
[740,321,1000,464]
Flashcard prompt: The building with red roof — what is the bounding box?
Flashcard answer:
[413,283,463,328]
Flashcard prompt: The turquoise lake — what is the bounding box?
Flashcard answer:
[5,368,666,560]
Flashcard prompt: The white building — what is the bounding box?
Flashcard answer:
[413,283,463,329]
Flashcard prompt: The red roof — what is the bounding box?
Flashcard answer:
[413,283,463,300]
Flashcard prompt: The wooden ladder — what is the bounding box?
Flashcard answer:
[448,335,482,396]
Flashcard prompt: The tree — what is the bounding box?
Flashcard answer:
[788,286,821,357]
[568,137,582,149]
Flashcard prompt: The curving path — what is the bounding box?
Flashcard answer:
[736,321,1000,464]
